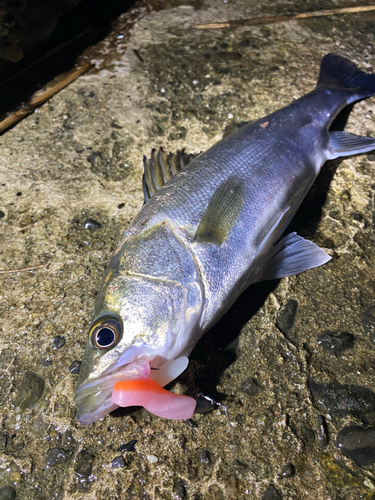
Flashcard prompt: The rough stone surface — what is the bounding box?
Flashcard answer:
[1,0,375,499]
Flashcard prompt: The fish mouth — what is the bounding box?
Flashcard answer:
[74,356,189,424]
[74,356,151,425]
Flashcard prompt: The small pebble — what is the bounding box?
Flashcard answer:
[75,449,93,477]
[276,299,298,335]
[46,447,71,466]
[53,335,66,349]
[111,456,127,468]
[84,219,101,232]
[40,358,53,367]
[74,449,93,492]
[185,419,198,429]
[15,371,45,411]
[117,203,125,209]
[240,376,262,397]
[199,450,211,464]
[194,394,218,414]
[278,462,295,479]
[0,485,16,500]
[178,435,186,448]
[362,306,375,343]
[116,439,137,452]
[336,425,375,466]
[261,483,282,500]
[147,455,158,463]
[0,431,7,450]
[173,478,186,499]
[301,426,315,443]
[317,331,354,352]
[12,438,24,451]
[309,381,375,416]
[69,360,81,374]
[317,415,328,447]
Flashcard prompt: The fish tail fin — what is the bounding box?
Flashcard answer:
[317,53,375,100]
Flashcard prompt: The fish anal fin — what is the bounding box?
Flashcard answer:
[142,148,197,203]
[259,232,331,282]
[194,177,245,246]
[327,131,375,160]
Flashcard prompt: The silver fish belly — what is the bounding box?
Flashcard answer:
[74,54,375,424]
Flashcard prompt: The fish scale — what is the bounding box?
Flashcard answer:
[74,54,375,424]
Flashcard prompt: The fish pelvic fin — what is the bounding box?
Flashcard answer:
[194,177,245,246]
[258,232,331,282]
[317,53,375,100]
[327,131,375,160]
[142,148,197,202]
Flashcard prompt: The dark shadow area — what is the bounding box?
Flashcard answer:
[0,0,137,120]
[185,279,279,401]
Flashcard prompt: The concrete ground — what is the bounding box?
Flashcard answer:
[1,0,375,498]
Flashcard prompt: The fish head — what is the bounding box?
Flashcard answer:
[74,266,203,424]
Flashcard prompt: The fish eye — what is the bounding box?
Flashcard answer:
[89,316,122,349]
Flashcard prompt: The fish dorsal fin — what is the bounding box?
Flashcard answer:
[142,148,197,202]
[194,177,245,246]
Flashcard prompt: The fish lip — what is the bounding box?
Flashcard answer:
[74,356,151,409]
[76,387,118,425]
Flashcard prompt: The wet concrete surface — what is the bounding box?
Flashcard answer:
[1,0,375,498]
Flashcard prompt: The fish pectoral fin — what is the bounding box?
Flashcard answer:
[327,131,375,160]
[142,148,198,202]
[194,177,245,246]
[258,232,331,281]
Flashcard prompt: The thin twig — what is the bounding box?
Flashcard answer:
[0,62,94,134]
[0,263,49,274]
[0,28,92,88]
[193,5,375,29]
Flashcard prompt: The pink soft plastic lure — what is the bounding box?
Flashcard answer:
[111,380,196,420]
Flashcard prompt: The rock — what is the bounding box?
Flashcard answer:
[173,478,186,499]
[276,299,298,335]
[53,335,65,349]
[336,425,375,466]
[261,483,282,500]
[301,426,315,443]
[193,394,218,414]
[278,462,295,479]
[69,360,81,374]
[240,376,263,397]
[317,331,355,352]
[177,435,186,449]
[362,306,375,343]
[0,431,8,450]
[146,455,158,464]
[309,381,375,416]
[15,372,45,412]
[111,456,126,468]
[199,450,211,464]
[74,449,93,492]
[317,415,328,448]
[0,485,16,500]
[46,447,71,466]
[116,439,137,452]
[84,219,101,232]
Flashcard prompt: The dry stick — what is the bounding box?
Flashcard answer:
[193,5,375,29]
[0,263,49,274]
[0,62,94,134]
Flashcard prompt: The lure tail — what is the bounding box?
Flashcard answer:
[318,53,375,101]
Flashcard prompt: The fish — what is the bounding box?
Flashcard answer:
[74,54,375,424]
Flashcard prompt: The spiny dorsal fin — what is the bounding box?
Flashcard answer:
[142,148,197,202]
[194,177,245,246]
